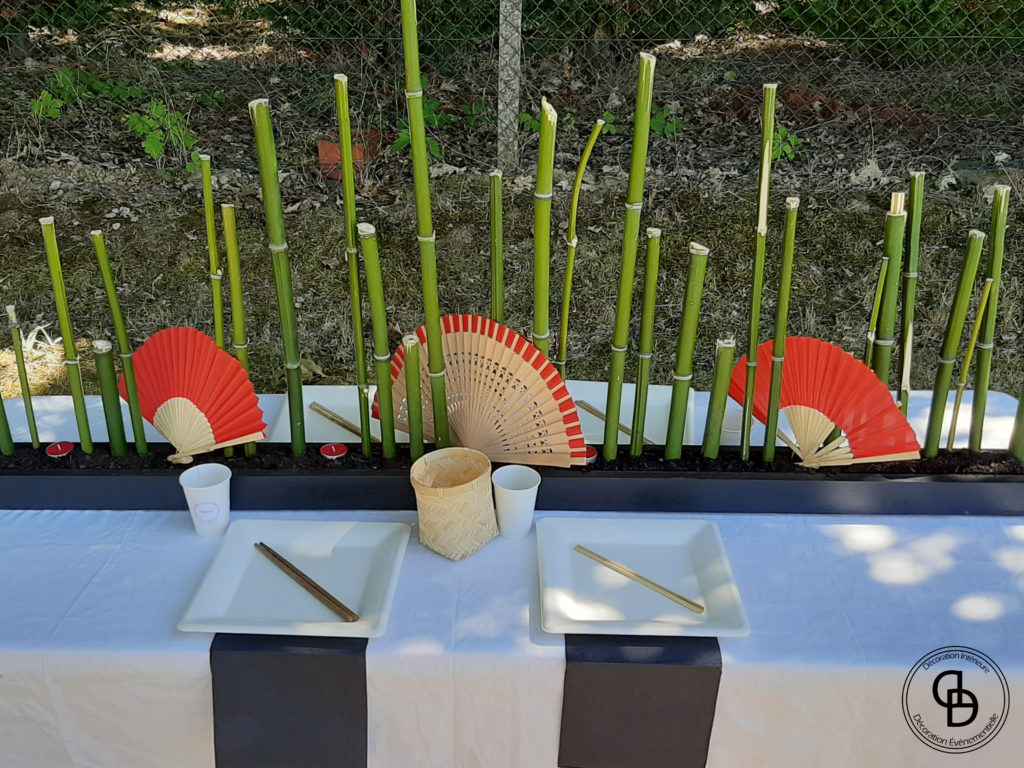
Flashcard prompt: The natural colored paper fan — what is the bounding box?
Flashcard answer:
[728,337,920,467]
[119,327,266,463]
[373,314,587,467]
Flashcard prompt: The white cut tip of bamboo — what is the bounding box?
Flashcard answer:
[890,192,907,215]
[969,229,987,240]
[718,338,736,348]
[91,339,112,354]
[247,98,270,117]
[786,196,800,208]
[39,216,55,226]
[994,183,1011,193]
[221,203,235,211]
[333,73,348,84]
[541,98,557,120]
[402,334,419,349]
[646,227,662,238]
[357,222,376,237]
[910,169,926,179]
[595,118,607,128]
[199,153,211,163]
[489,169,502,178]
[764,82,779,92]
[6,305,17,323]
[640,51,657,63]
[689,241,710,257]
[90,229,103,237]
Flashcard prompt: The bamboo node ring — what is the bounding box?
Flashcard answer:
[672,373,693,382]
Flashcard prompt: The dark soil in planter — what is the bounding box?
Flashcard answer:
[1,443,1022,476]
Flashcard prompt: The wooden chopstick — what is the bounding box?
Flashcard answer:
[574,544,705,615]
[309,401,381,443]
[254,542,360,622]
[576,400,654,445]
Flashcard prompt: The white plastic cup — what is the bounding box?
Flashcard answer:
[491,465,541,540]
[178,463,232,537]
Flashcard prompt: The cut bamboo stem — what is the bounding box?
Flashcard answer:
[664,242,710,460]
[603,52,656,462]
[399,0,450,447]
[41,216,93,453]
[359,222,396,458]
[863,257,888,367]
[249,98,305,456]
[334,73,373,458]
[556,118,604,377]
[629,227,660,457]
[403,334,424,460]
[533,98,557,356]
[702,339,736,460]
[199,154,225,350]
[221,204,257,457]
[871,192,908,385]
[489,169,504,323]
[7,305,39,448]
[92,230,147,455]
[741,83,778,461]
[764,197,800,462]
[970,184,1010,451]
[92,339,127,456]
[0,392,11,455]
[309,401,379,444]
[924,229,985,457]
[898,171,925,415]
[947,278,993,450]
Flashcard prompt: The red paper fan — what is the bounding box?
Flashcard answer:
[373,314,587,468]
[119,327,266,463]
[728,337,920,467]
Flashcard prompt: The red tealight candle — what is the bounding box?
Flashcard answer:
[584,445,598,464]
[320,443,348,460]
[45,442,74,458]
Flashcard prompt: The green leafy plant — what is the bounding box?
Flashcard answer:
[600,112,618,134]
[127,100,201,172]
[30,90,63,119]
[772,124,803,161]
[518,110,541,133]
[650,104,683,137]
[391,81,451,160]
[196,90,227,109]
[50,68,144,105]
[461,101,488,128]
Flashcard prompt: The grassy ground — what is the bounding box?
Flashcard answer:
[1,34,1022,406]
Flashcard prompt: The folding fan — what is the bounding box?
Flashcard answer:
[119,327,266,463]
[728,337,920,467]
[373,314,587,467]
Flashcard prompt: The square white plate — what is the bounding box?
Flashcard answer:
[178,519,411,637]
[536,517,749,637]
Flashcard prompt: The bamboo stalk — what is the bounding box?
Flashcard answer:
[970,184,1010,451]
[91,339,127,456]
[92,230,147,455]
[603,51,656,462]
[0,391,11,455]
[702,339,736,460]
[740,83,778,461]
[533,98,557,355]
[220,204,257,457]
[40,217,93,453]
[399,0,450,447]
[629,227,660,457]
[490,169,504,323]
[871,192,908,385]
[664,242,710,460]
[947,278,993,450]
[924,229,985,457]
[309,401,379,443]
[898,171,925,415]
[334,73,373,458]
[7,305,39,448]
[403,334,424,460]
[763,197,800,462]
[359,222,396,458]
[863,257,888,367]
[199,154,225,350]
[555,118,604,377]
[248,98,305,456]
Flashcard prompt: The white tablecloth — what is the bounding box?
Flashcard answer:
[1,508,1022,767]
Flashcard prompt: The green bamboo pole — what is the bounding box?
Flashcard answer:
[91,339,127,456]
[399,0,450,447]
[702,339,736,460]
[863,257,888,367]
[533,98,557,356]
[359,222,396,458]
[924,229,985,457]
[970,184,1010,451]
[556,118,604,378]
[249,98,305,456]
[199,154,225,350]
[664,242,710,460]
[221,204,257,457]
[603,52,656,461]
[0,389,11,455]
[92,230,147,455]
[898,171,925,415]
[40,216,93,453]
[629,227,661,457]
[740,83,778,461]
[871,192,908,385]
[7,305,39,448]
[334,73,373,457]
[403,334,424,461]
[763,197,800,462]
[490,169,505,323]
[947,278,993,451]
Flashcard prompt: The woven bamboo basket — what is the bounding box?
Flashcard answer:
[410,447,497,560]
